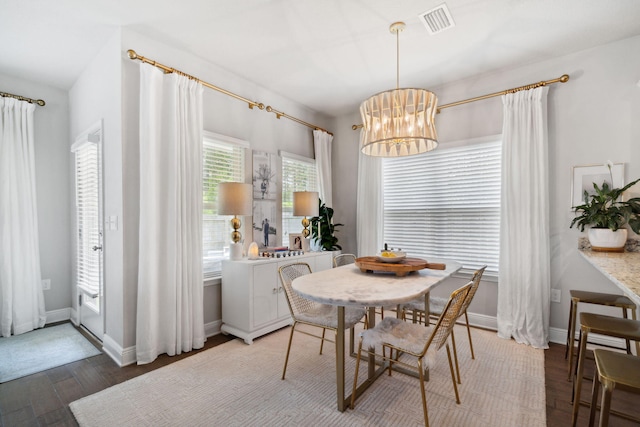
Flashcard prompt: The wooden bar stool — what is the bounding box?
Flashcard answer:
[571,312,640,426]
[566,290,637,380]
[588,349,640,426]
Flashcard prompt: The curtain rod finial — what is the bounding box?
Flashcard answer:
[127,50,138,60]
[560,74,569,83]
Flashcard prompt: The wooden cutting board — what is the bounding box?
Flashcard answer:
[355,257,446,277]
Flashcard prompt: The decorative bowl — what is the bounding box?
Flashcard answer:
[376,251,406,263]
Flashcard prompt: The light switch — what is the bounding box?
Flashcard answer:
[108,215,118,231]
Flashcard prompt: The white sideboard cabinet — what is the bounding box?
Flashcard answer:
[221,251,334,344]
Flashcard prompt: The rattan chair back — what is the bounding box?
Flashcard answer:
[459,266,486,315]
[333,253,356,267]
[278,263,320,319]
[423,281,472,355]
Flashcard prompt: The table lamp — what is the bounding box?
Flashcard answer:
[293,191,319,251]
[218,182,252,260]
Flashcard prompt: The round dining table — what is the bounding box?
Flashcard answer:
[292,258,462,412]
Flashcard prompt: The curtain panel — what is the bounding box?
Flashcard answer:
[497,86,550,349]
[356,131,383,258]
[313,130,333,207]
[136,63,205,364]
[0,98,45,337]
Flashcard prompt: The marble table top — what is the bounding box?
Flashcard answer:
[292,258,462,307]
[579,250,640,306]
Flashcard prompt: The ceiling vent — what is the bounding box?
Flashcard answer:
[418,3,455,35]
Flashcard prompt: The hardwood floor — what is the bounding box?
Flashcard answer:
[1,324,638,426]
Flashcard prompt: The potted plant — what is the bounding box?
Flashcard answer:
[310,200,343,251]
[570,165,640,251]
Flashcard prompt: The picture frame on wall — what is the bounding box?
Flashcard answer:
[289,233,303,250]
[252,151,277,200]
[571,163,624,208]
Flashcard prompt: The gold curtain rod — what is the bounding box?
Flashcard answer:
[351,74,569,130]
[127,49,332,135]
[0,91,46,106]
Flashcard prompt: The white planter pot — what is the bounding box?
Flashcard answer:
[588,228,627,252]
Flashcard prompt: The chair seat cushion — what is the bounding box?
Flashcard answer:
[296,304,366,329]
[360,317,437,368]
[401,296,446,315]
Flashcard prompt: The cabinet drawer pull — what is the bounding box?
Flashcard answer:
[273,288,278,293]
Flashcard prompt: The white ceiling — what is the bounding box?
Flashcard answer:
[2,0,640,117]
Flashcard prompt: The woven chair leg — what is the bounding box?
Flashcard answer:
[450,330,461,384]
[417,358,430,427]
[282,322,297,380]
[350,339,364,410]
[464,311,475,360]
[319,328,326,355]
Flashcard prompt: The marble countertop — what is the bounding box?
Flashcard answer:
[292,259,462,307]
[579,250,640,305]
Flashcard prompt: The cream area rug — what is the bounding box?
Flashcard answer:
[70,324,545,426]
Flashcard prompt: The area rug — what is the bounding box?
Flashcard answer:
[0,323,101,383]
[70,325,545,426]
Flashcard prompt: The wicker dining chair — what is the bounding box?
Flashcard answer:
[278,262,367,380]
[401,266,486,383]
[333,253,357,267]
[350,281,473,427]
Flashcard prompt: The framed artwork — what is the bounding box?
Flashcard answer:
[289,233,303,250]
[252,151,277,200]
[252,200,277,248]
[571,163,624,207]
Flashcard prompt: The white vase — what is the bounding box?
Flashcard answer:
[588,228,627,252]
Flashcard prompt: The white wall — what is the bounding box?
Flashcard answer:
[69,30,124,348]
[332,35,640,337]
[0,73,71,318]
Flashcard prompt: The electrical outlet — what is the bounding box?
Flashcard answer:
[41,279,51,291]
[550,289,561,303]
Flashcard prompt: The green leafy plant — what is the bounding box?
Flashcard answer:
[570,166,640,233]
[310,200,343,251]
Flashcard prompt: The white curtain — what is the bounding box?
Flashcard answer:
[356,131,383,257]
[136,63,205,364]
[313,129,333,207]
[0,98,46,337]
[497,86,550,349]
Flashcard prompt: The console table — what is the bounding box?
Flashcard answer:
[221,251,334,344]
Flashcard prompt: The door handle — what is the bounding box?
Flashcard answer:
[92,245,102,251]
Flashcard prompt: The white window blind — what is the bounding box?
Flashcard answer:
[281,152,317,246]
[203,133,247,278]
[383,139,501,276]
[73,141,102,308]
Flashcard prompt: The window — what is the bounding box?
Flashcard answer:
[202,131,248,278]
[382,137,501,276]
[281,151,317,246]
[72,139,102,312]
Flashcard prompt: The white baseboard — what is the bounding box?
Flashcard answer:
[45,308,72,324]
[101,319,224,367]
[205,319,223,338]
[467,312,497,331]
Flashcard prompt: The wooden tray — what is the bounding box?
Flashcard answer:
[355,257,446,277]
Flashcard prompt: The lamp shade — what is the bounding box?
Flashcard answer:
[293,191,319,217]
[218,182,252,216]
[360,88,438,157]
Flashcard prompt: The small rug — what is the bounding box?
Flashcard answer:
[0,323,101,382]
[70,324,545,426]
